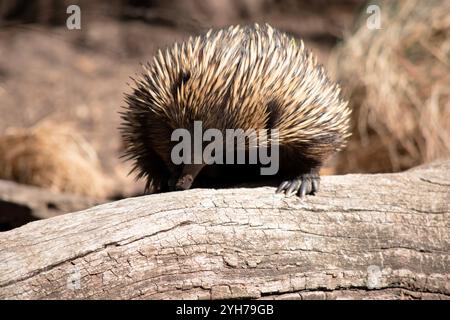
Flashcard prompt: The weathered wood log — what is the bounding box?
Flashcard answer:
[0,160,449,300]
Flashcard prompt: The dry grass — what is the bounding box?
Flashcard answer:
[0,121,109,198]
[329,0,450,173]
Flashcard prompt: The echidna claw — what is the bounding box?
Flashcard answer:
[276,181,290,193]
[299,181,309,197]
[276,173,320,198]
[311,178,320,194]
[286,180,301,197]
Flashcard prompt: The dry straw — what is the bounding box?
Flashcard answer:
[329,0,450,173]
[0,122,108,198]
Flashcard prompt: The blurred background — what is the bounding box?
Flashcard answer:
[0,0,448,229]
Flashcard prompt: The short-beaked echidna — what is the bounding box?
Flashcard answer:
[120,24,351,197]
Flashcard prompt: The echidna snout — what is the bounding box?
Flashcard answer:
[175,163,206,190]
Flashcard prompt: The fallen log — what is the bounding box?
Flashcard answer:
[0,160,449,299]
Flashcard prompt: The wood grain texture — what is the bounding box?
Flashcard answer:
[0,160,449,299]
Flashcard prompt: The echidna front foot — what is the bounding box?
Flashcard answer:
[276,172,320,197]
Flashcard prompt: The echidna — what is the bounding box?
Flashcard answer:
[120,24,351,197]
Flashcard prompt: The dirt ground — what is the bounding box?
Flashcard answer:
[0,1,363,198]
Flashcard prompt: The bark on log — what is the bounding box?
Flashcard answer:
[0,160,449,300]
